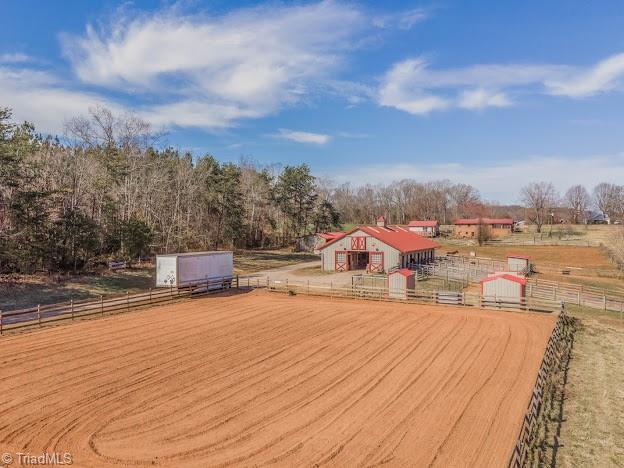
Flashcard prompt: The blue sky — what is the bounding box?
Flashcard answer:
[1,0,624,202]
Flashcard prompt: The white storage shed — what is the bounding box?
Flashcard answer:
[480,272,526,300]
[388,269,416,299]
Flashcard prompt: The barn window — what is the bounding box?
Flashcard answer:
[351,236,366,250]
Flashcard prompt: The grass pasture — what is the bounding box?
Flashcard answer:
[555,306,624,467]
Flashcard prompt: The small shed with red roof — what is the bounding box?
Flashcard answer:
[318,217,440,273]
[407,220,439,237]
[388,269,416,299]
[480,272,527,299]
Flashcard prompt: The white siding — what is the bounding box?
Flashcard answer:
[483,277,523,298]
[388,273,406,299]
[507,257,529,272]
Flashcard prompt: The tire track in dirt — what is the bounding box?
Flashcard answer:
[0,290,556,467]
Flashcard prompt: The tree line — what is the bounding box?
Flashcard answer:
[0,107,339,273]
[1,105,622,273]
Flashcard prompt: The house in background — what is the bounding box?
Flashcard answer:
[407,220,439,237]
[318,217,439,273]
[453,218,514,239]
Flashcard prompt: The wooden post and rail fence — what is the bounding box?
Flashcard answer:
[507,309,575,467]
[0,275,264,335]
[1,274,567,336]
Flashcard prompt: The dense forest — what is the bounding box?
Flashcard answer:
[0,106,342,273]
[2,105,624,274]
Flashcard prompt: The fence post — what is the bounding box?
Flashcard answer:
[170,285,173,300]
[307,280,310,295]
[0,309,2,335]
[236,274,240,289]
[101,295,104,315]
[149,288,152,304]
[248,277,250,289]
[577,291,581,306]
[603,295,607,311]
[127,292,130,311]
[71,299,74,320]
[330,281,333,299]
[38,304,41,327]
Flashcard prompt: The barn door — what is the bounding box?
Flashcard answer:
[335,251,348,272]
[369,252,384,273]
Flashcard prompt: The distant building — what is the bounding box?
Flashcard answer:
[318,217,439,273]
[453,218,513,239]
[407,220,439,237]
[586,211,610,225]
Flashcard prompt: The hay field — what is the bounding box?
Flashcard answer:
[0,291,554,467]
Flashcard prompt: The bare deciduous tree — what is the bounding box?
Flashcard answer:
[564,184,590,224]
[520,182,558,233]
[593,182,623,223]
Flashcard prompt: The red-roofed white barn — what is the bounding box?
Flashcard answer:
[318,218,439,273]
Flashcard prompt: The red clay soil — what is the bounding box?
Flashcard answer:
[0,290,555,467]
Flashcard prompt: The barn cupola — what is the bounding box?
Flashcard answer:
[376,216,387,228]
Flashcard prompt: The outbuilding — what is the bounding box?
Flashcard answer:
[480,272,526,300]
[507,254,530,273]
[388,269,416,299]
[407,220,439,237]
[318,217,439,273]
[453,218,513,239]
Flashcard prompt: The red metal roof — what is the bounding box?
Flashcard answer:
[390,268,414,277]
[408,220,439,227]
[480,273,527,285]
[317,232,344,240]
[318,225,440,254]
[454,218,513,225]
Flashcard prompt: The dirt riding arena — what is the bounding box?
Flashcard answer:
[0,290,555,467]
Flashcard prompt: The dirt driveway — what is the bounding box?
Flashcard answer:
[246,260,361,286]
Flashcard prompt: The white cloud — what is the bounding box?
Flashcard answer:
[329,153,624,203]
[378,53,624,116]
[378,59,451,114]
[378,58,563,115]
[60,1,369,129]
[372,8,428,30]
[275,129,331,145]
[0,53,30,63]
[458,88,511,109]
[546,52,624,97]
[0,67,125,134]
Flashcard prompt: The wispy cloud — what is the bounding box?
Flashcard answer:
[372,8,428,30]
[0,53,30,63]
[378,53,624,115]
[60,1,370,129]
[545,52,624,97]
[274,129,331,145]
[0,67,125,134]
